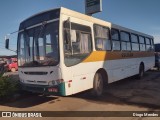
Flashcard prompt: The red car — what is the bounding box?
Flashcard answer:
[6,58,18,72]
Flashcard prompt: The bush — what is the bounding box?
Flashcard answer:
[0,74,19,100]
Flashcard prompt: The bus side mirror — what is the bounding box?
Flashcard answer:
[64,29,69,44]
[64,20,70,45]
[5,38,9,49]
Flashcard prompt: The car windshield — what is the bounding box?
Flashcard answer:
[18,21,59,67]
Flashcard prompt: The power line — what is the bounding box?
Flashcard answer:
[0,46,16,52]
[0,44,17,47]
[0,42,17,45]
[0,46,15,50]
[0,41,17,45]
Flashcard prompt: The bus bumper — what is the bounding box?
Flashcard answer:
[20,82,66,96]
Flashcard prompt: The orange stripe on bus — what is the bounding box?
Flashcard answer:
[82,51,154,63]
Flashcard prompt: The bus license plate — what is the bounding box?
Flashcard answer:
[48,88,58,92]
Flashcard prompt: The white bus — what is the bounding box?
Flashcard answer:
[6,7,155,96]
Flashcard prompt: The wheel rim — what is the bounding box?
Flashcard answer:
[95,73,103,94]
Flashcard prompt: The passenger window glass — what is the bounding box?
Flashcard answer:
[140,44,146,51]
[120,32,130,41]
[64,22,92,67]
[127,42,131,50]
[131,34,138,43]
[111,29,120,51]
[111,29,119,40]
[95,25,111,51]
[131,34,139,51]
[79,33,91,53]
[139,36,145,44]
[95,25,110,39]
[139,36,146,51]
[146,38,152,51]
[121,42,131,51]
[120,31,131,51]
[112,41,120,50]
[145,38,151,45]
[96,39,111,50]
[132,43,139,51]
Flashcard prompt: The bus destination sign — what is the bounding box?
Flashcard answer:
[85,0,102,15]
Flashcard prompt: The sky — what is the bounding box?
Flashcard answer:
[0,0,160,55]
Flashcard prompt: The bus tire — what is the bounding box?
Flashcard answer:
[91,72,104,97]
[138,64,144,79]
[11,68,16,72]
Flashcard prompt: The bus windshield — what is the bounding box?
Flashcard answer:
[18,21,59,67]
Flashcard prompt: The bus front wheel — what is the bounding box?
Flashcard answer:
[91,72,104,97]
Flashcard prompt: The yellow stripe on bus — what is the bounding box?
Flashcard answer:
[82,51,154,63]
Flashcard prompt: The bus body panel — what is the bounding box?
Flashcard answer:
[19,66,67,96]
[60,13,96,95]
[17,7,155,96]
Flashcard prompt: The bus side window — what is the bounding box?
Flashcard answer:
[111,28,120,51]
[94,24,111,51]
[131,34,139,51]
[63,22,92,66]
[145,38,151,51]
[139,36,145,51]
[120,31,131,51]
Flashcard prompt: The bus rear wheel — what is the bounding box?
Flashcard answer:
[138,64,144,79]
[91,72,104,97]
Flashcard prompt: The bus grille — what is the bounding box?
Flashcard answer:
[24,72,48,75]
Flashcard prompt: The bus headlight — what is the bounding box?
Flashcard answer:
[48,79,64,86]
[56,79,64,84]
[48,81,55,86]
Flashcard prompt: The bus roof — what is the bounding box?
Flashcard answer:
[60,7,153,39]
[20,7,153,39]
